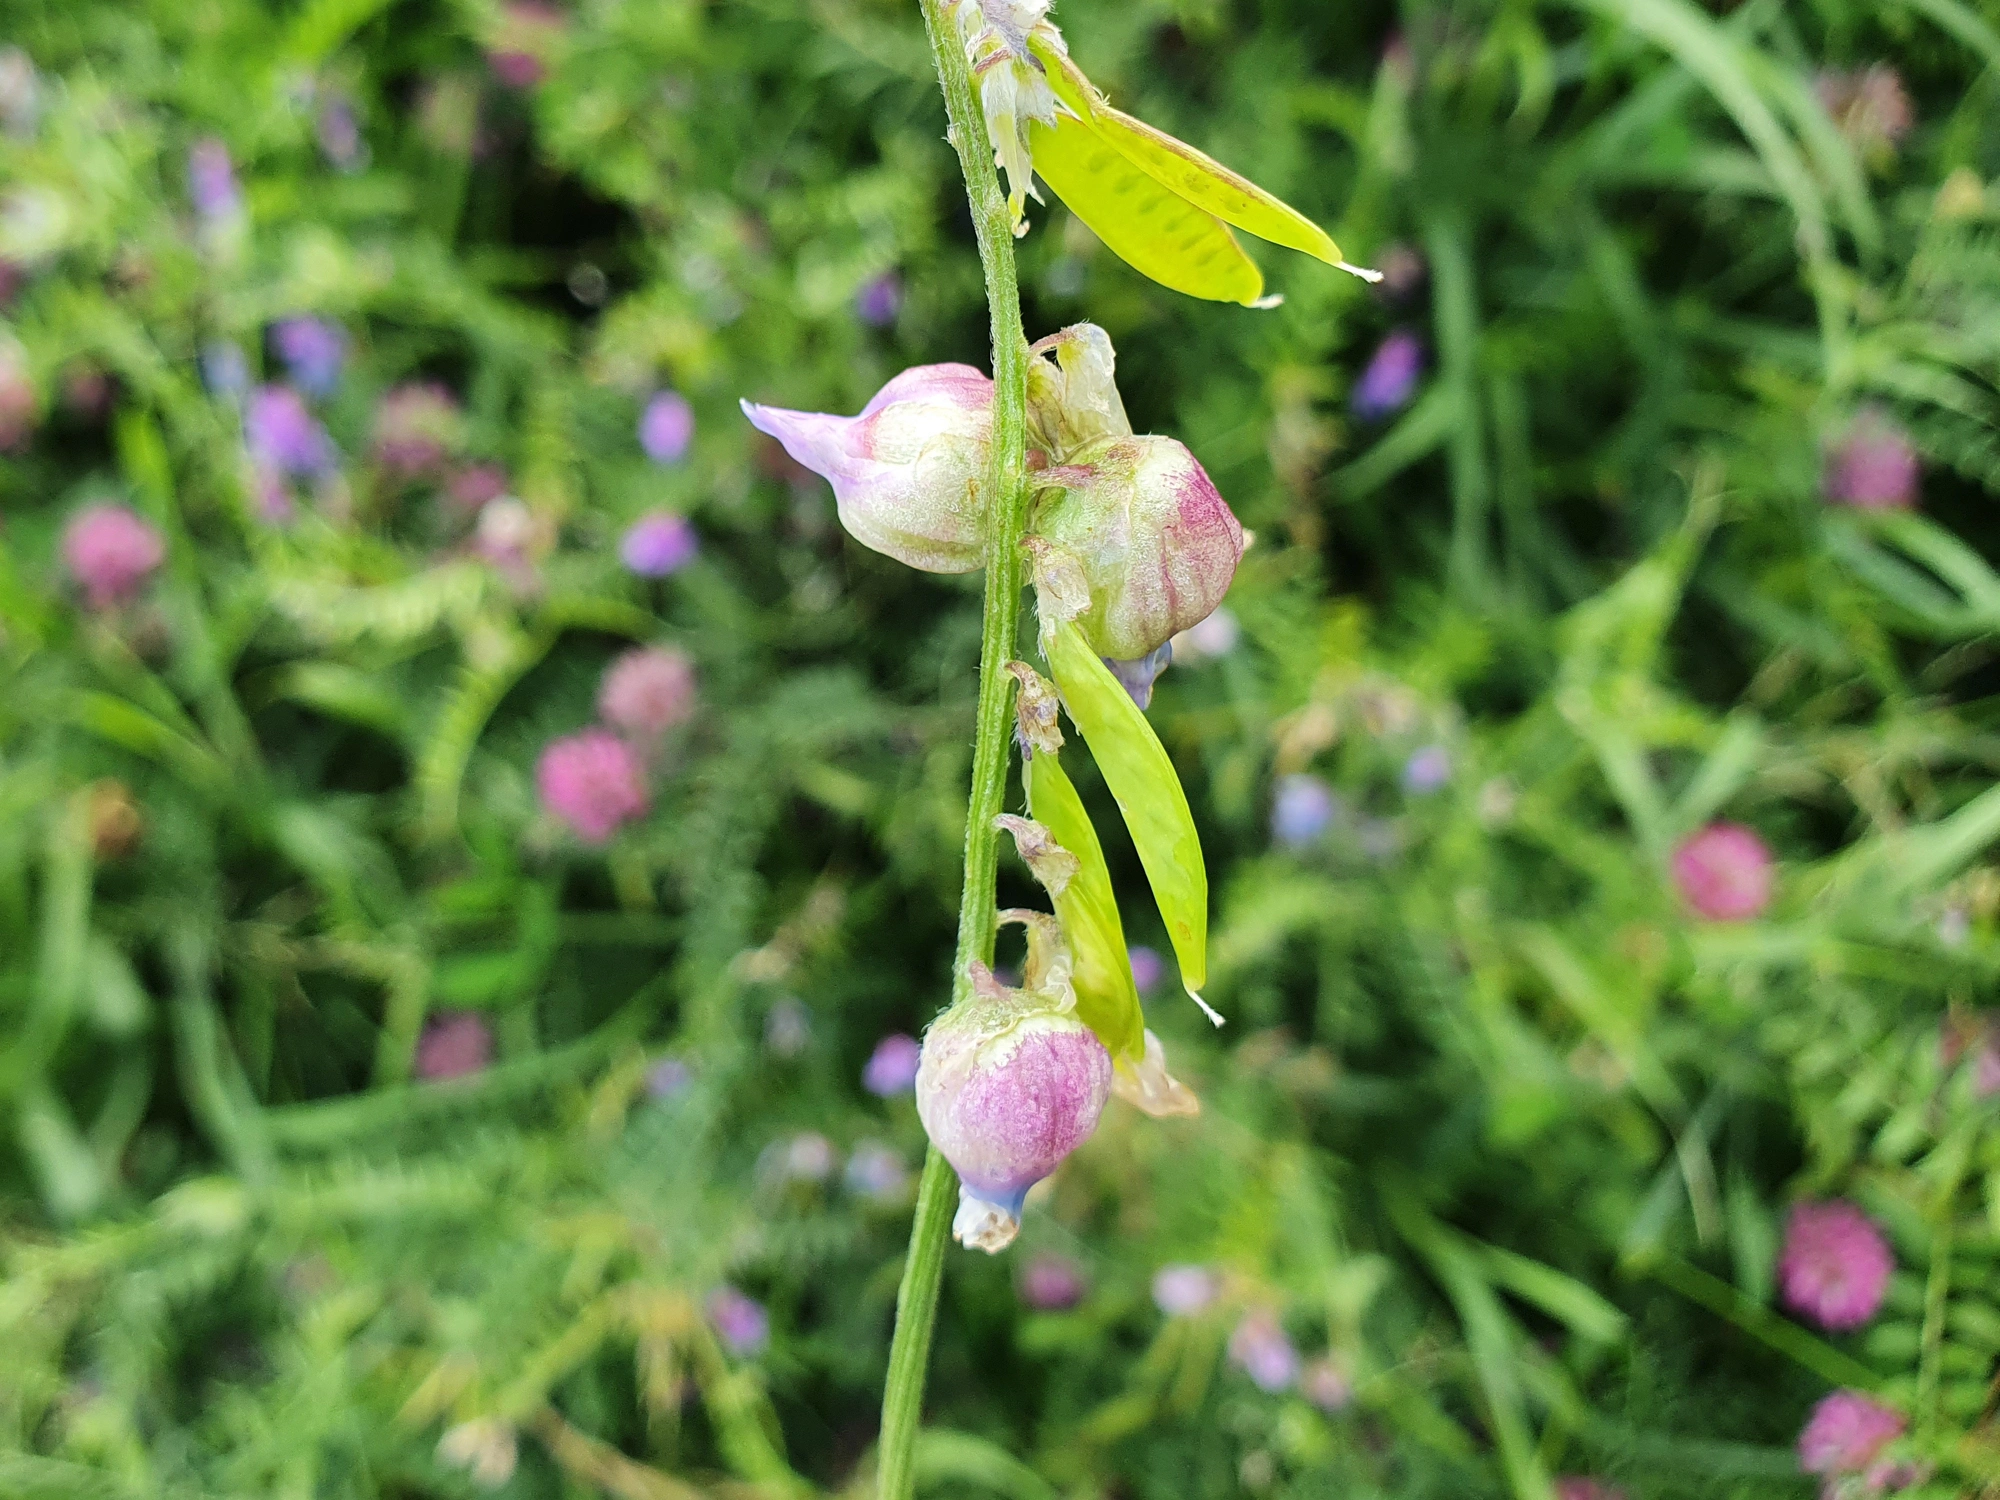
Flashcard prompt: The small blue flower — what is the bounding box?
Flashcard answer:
[1352,330,1423,420]
[1271,774,1340,848]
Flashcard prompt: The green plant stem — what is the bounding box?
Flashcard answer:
[876,5,1033,1500]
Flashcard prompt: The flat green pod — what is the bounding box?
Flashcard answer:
[1041,618,1212,1012]
[1022,749,1145,1061]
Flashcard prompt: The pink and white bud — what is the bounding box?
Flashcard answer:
[1028,436,1244,660]
[915,913,1113,1252]
[740,364,994,574]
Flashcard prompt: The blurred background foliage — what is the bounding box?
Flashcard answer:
[3,0,2000,1496]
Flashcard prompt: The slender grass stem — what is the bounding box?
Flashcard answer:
[874,6,1033,1500]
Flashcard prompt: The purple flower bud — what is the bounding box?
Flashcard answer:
[741,363,994,574]
[1779,1200,1893,1331]
[856,272,902,327]
[646,1056,692,1099]
[1127,945,1164,997]
[415,1010,492,1080]
[1018,1251,1086,1311]
[372,382,464,479]
[1272,774,1339,848]
[1104,641,1173,709]
[915,918,1113,1251]
[764,997,811,1057]
[1228,1310,1299,1392]
[863,1033,922,1096]
[271,318,348,398]
[187,138,241,221]
[1671,822,1774,921]
[1030,437,1244,660]
[845,1140,911,1201]
[621,511,699,577]
[1797,1391,1904,1481]
[639,390,695,463]
[1302,1359,1353,1413]
[1151,1263,1217,1316]
[1553,1480,1628,1500]
[1402,744,1451,794]
[62,504,165,610]
[202,341,250,400]
[1352,330,1422,420]
[246,385,335,478]
[598,645,697,741]
[536,729,649,843]
[706,1286,769,1357]
[1823,408,1919,511]
[446,462,511,515]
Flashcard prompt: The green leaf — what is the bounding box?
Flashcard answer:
[1041,619,1212,1011]
[1023,750,1144,1061]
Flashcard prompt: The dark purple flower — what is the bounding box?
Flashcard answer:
[621,511,698,577]
[863,1033,922,1096]
[706,1286,769,1357]
[271,318,348,398]
[1127,945,1164,996]
[1351,330,1422,419]
[246,385,335,478]
[1018,1251,1087,1310]
[415,1010,493,1080]
[856,272,903,327]
[1823,408,1919,511]
[639,390,695,463]
[187,138,241,221]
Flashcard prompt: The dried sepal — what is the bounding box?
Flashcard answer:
[1006,660,1065,755]
[1022,534,1091,625]
[1111,1028,1200,1118]
[994,815,1081,898]
[1027,323,1131,461]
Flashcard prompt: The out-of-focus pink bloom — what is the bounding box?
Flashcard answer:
[856,272,902,327]
[639,390,695,463]
[1553,1480,1628,1500]
[1823,408,1919,511]
[536,728,650,843]
[1228,1309,1298,1392]
[776,1131,837,1182]
[1152,1264,1218,1316]
[706,1286,769,1357]
[415,1010,493,1080]
[187,137,241,220]
[742,363,994,574]
[246,385,335,477]
[487,1,567,89]
[0,349,35,450]
[62,504,165,609]
[446,462,510,515]
[863,1033,922,1096]
[1779,1200,1894,1331]
[1352,330,1422,419]
[271,318,347,397]
[1815,66,1913,162]
[1302,1359,1353,1413]
[1127,945,1164,996]
[598,646,697,741]
[844,1140,910,1201]
[1797,1391,1905,1481]
[1671,822,1774,921]
[1172,605,1240,661]
[1018,1251,1087,1310]
[372,381,464,479]
[473,497,546,590]
[621,511,699,577]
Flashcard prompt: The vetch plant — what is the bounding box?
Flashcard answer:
[736,4,1359,1491]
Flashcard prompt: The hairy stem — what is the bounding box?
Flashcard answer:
[876,5,1032,1499]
